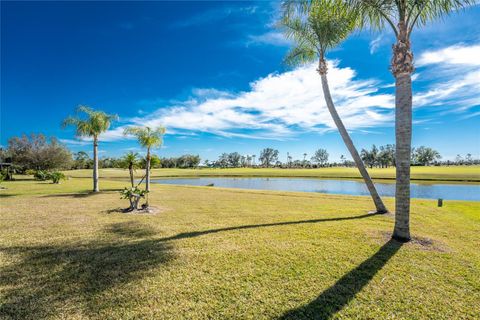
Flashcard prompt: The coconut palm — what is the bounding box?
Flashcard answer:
[123,126,165,197]
[281,0,388,214]
[349,0,474,242]
[121,151,140,188]
[62,105,118,192]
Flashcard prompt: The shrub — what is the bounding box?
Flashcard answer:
[120,186,148,211]
[48,171,66,184]
[34,170,49,181]
[25,169,36,176]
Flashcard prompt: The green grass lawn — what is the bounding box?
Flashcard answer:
[64,165,480,182]
[1,177,479,319]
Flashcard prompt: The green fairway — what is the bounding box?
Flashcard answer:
[64,165,480,182]
[1,177,479,319]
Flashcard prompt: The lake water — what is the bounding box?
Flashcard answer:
[150,177,480,201]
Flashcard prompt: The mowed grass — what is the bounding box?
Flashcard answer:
[1,178,479,319]
[64,165,480,182]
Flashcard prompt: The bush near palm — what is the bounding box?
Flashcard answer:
[349,0,475,242]
[280,0,388,214]
[62,106,118,192]
[123,126,166,205]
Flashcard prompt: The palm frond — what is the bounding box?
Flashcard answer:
[280,0,359,66]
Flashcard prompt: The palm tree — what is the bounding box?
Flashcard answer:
[281,0,388,214]
[123,126,165,197]
[62,105,117,192]
[349,0,473,242]
[121,151,140,187]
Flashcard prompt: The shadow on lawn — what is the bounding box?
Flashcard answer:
[0,223,173,319]
[0,213,382,319]
[279,239,403,320]
[160,212,380,241]
[40,189,123,198]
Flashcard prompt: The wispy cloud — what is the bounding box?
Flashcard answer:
[369,35,383,54]
[171,5,257,28]
[59,138,90,146]
[414,44,480,112]
[247,31,290,46]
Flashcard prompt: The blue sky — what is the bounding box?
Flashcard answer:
[1,1,479,162]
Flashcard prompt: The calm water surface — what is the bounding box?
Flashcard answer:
[150,177,480,201]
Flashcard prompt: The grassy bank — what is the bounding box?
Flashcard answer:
[64,165,480,182]
[1,178,479,319]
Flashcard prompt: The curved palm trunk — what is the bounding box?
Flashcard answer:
[319,62,387,214]
[93,137,99,192]
[391,22,413,242]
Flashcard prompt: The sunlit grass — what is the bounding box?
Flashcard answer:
[1,177,479,319]
[63,165,480,182]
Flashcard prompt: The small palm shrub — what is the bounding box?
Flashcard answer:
[34,170,49,181]
[48,172,66,184]
[120,186,148,211]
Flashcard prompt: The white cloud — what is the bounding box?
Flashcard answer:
[369,35,383,54]
[59,138,90,146]
[416,44,480,66]
[414,44,480,112]
[104,62,393,141]
[247,31,291,46]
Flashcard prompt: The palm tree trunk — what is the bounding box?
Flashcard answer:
[93,137,99,192]
[129,164,134,188]
[391,22,414,242]
[319,65,387,214]
[146,148,151,192]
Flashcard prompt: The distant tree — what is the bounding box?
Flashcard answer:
[259,148,279,167]
[246,155,253,167]
[73,151,91,169]
[63,105,118,192]
[121,152,140,187]
[228,152,242,167]
[456,154,463,165]
[177,154,200,168]
[7,133,72,171]
[217,153,229,168]
[124,126,166,197]
[361,145,379,168]
[378,144,395,168]
[311,149,329,167]
[465,153,473,165]
[413,146,441,166]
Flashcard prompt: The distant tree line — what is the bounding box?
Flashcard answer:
[1,134,477,180]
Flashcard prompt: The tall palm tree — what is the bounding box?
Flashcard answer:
[281,0,388,214]
[123,126,166,196]
[62,105,117,192]
[349,0,474,242]
[121,151,140,187]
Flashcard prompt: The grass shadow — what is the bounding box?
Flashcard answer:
[40,189,123,198]
[161,213,380,241]
[106,221,158,238]
[0,223,174,319]
[279,239,403,319]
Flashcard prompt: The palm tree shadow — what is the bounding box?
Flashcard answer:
[0,223,173,319]
[163,213,380,241]
[279,239,403,320]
